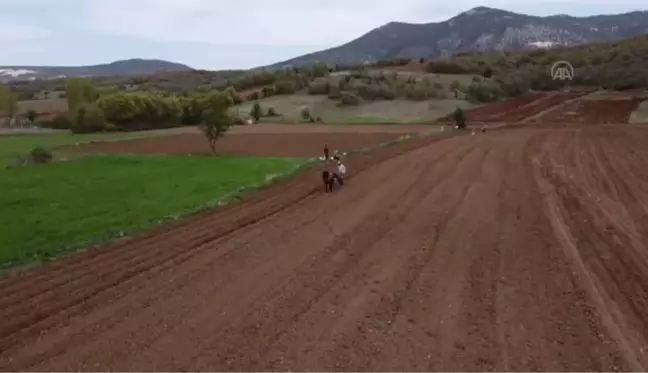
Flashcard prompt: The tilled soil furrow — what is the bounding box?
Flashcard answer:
[0,135,447,306]
[0,176,312,300]
[0,182,322,343]
[3,126,648,371]
[245,142,488,371]
[176,139,483,371]
[0,133,459,369]
[533,130,648,369]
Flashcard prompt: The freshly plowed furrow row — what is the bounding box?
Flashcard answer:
[466,94,545,122]
[3,126,648,371]
[0,133,459,356]
[298,144,494,372]
[191,142,487,371]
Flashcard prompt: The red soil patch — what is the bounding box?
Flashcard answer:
[466,93,545,122]
[465,92,589,123]
[534,99,642,124]
[66,132,412,158]
[3,127,648,370]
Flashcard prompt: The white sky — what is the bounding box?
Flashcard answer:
[0,0,646,69]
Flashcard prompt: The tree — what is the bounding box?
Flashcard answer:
[25,109,38,124]
[453,107,466,129]
[199,93,232,154]
[71,103,107,133]
[450,80,461,98]
[66,78,98,113]
[0,85,18,126]
[251,102,262,122]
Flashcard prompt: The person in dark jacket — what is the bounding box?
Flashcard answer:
[324,145,329,160]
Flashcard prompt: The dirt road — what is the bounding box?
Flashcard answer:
[2,126,648,371]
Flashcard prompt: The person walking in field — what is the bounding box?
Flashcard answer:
[337,160,347,178]
[324,144,330,160]
[334,160,347,186]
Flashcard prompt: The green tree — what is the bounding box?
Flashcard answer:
[0,85,18,126]
[199,93,232,154]
[66,78,98,113]
[453,107,466,129]
[71,103,108,133]
[250,102,262,122]
[25,109,38,124]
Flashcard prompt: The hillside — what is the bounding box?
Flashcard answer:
[0,59,193,83]
[426,34,648,91]
[267,7,648,68]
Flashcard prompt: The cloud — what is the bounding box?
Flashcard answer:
[0,0,646,67]
[0,22,50,42]
[79,0,436,46]
[74,0,647,48]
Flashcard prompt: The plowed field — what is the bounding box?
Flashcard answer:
[465,92,586,123]
[66,132,412,158]
[533,99,643,124]
[2,125,648,371]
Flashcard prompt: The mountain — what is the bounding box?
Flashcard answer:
[266,7,648,68]
[0,59,193,82]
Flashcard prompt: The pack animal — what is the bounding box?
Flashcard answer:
[322,170,335,193]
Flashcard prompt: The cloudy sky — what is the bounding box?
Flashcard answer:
[0,0,645,69]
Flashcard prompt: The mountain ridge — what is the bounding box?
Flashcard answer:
[264,6,648,69]
[0,59,193,83]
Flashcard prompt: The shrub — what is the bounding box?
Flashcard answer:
[275,80,297,94]
[404,85,428,101]
[453,107,466,129]
[251,102,262,121]
[466,83,502,103]
[379,83,396,100]
[353,82,382,100]
[30,146,53,164]
[261,86,276,97]
[267,107,278,116]
[71,103,108,133]
[301,107,312,121]
[338,92,362,106]
[327,85,342,100]
[248,92,260,101]
[308,79,330,95]
[38,114,71,129]
[25,109,38,123]
[426,60,468,74]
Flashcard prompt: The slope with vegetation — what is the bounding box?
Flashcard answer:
[0,59,193,83]
[267,7,648,68]
[425,34,648,92]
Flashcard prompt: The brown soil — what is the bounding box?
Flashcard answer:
[533,99,643,124]
[2,126,648,371]
[66,132,413,158]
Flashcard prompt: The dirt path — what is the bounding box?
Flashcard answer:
[2,127,648,371]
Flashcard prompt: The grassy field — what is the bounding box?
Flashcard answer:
[233,95,475,124]
[0,131,165,167]
[0,155,304,268]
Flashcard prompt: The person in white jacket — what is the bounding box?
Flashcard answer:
[337,161,347,178]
